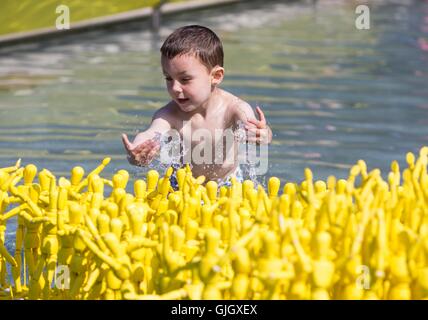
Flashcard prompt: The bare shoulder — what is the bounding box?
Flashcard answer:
[152,101,180,127]
[222,90,256,122]
[153,101,176,118]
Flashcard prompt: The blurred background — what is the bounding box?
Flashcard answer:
[0,0,427,186]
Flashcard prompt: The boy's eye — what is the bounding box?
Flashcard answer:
[181,78,191,83]
[164,77,172,81]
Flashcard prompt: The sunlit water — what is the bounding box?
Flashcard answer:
[1,0,428,247]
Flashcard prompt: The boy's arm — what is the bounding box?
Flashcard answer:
[122,106,173,166]
[234,102,272,144]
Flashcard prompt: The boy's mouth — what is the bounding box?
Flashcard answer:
[177,98,190,104]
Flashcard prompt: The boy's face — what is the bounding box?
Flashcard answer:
[161,53,221,113]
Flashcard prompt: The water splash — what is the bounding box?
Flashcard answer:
[234,120,264,188]
[148,131,185,172]
[129,131,182,180]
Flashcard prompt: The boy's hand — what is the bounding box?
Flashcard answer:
[245,106,272,144]
[122,134,160,166]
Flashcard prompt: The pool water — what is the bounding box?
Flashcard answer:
[0,0,428,192]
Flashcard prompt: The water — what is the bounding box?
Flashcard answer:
[1,0,428,190]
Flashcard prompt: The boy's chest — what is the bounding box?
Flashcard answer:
[177,112,235,144]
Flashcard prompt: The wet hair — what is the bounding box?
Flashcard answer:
[160,25,224,70]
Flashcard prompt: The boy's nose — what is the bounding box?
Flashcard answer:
[171,80,183,94]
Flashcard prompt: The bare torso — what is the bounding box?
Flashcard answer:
[166,89,244,181]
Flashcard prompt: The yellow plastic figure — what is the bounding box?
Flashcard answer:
[311,232,335,300]
[6,165,39,295]
[387,231,411,300]
[28,175,60,299]
[231,247,251,299]
[0,191,18,289]
[199,229,224,299]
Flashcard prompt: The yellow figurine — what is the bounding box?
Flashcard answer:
[311,232,335,300]
[28,176,59,300]
[199,229,224,299]
[231,247,251,299]
[387,231,411,299]
[0,190,17,289]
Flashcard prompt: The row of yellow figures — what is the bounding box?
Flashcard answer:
[1,147,428,300]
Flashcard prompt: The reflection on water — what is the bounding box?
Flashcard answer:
[0,0,428,187]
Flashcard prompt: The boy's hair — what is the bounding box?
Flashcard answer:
[160,25,224,70]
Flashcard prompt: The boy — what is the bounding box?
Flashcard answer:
[122,25,272,184]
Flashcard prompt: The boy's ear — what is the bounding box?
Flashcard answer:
[211,66,224,86]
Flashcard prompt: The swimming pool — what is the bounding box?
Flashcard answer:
[0,0,427,188]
